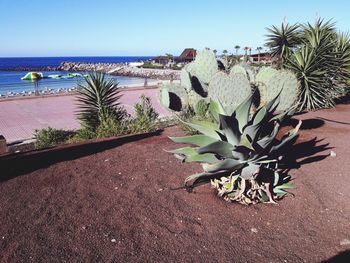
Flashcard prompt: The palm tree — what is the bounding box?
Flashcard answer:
[243,47,249,56]
[213,49,218,57]
[76,72,126,131]
[222,49,228,57]
[256,47,263,62]
[234,45,240,56]
[265,22,301,67]
[165,53,174,62]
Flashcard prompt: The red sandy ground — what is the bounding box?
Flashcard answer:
[0,105,350,262]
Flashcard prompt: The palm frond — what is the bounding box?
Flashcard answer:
[265,22,301,66]
[76,72,126,130]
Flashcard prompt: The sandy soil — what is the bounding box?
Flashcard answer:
[0,105,350,262]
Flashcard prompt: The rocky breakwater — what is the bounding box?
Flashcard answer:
[57,62,180,80]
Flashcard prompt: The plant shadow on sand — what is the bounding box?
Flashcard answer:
[271,117,331,181]
[0,130,162,182]
[321,250,350,263]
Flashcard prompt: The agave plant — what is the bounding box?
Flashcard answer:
[168,92,301,205]
[265,22,301,67]
[76,72,126,131]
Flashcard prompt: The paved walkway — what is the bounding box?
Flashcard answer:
[0,87,170,143]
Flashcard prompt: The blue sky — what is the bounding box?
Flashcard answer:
[1,0,349,57]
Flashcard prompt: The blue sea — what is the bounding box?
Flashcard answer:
[0,56,153,95]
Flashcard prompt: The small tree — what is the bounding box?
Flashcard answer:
[256,47,263,62]
[234,45,240,56]
[76,72,127,132]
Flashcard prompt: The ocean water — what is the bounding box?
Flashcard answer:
[0,71,147,95]
[0,56,153,95]
[0,56,153,69]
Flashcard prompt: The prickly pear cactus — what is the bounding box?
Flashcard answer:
[194,49,219,84]
[264,70,299,111]
[159,83,189,111]
[180,63,196,92]
[230,64,257,82]
[256,67,278,84]
[255,67,299,111]
[229,65,247,76]
[208,72,252,114]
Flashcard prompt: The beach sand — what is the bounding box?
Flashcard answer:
[0,84,172,143]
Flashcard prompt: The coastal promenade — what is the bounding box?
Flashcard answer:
[0,86,171,143]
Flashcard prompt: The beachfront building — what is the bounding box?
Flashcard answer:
[176,48,196,62]
[154,56,172,66]
[250,52,271,62]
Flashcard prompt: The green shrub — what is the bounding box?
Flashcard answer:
[194,99,209,117]
[138,63,164,69]
[129,95,159,133]
[34,127,73,149]
[96,116,129,138]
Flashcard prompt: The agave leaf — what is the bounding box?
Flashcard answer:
[273,171,280,186]
[239,135,255,150]
[209,99,226,122]
[242,122,263,144]
[232,145,252,160]
[185,171,226,190]
[259,191,269,202]
[264,87,282,112]
[255,159,277,164]
[180,119,221,140]
[234,93,254,133]
[240,163,260,180]
[197,141,234,158]
[271,105,297,123]
[202,159,245,173]
[184,153,219,164]
[271,110,289,123]
[191,119,218,130]
[256,122,280,149]
[169,135,217,147]
[252,106,267,125]
[275,182,293,189]
[167,147,197,156]
[271,120,302,153]
[219,114,241,145]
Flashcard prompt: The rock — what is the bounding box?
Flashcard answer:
[330,151,336,157]
[340,239,350,246]
[111,239,116,243]
[251,228,258,233]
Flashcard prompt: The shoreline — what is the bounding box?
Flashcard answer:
[0,80,179,102]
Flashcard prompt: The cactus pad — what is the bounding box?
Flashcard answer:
[208,72,252,114]
[194,49,219,84]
